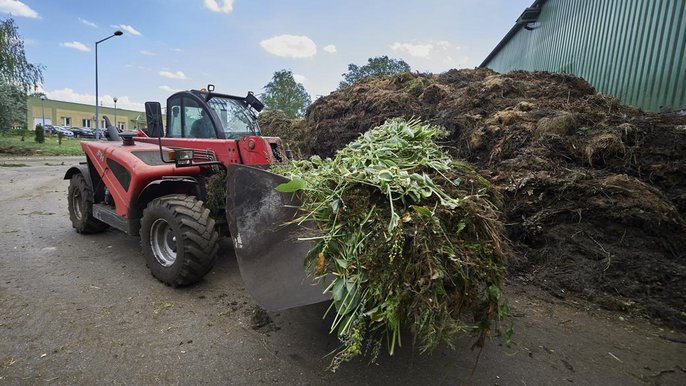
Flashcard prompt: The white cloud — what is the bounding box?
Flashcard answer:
[159,70,188,80]
[391,40,461,58]
[112,24,142,36]
[78,17,97,28]
[140,50,157,56]
[60,41,91,52]
[173,48,183,52]
[260,35,317,58]
[0,0,39,18]
[45,88,145,111]
[322,44,337,54]
[390,40,467,71]
[203,0,234,14]
[292,74,307,83]
[390,42,434,58]
[159,85,181,93]
[436,40,452,49]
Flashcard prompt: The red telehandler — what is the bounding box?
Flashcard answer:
[64,86,328,310]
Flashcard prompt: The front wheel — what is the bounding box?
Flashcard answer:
[68,173,108,233]
[140,194,219,287]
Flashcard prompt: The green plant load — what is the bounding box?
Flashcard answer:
[273,119,508,369]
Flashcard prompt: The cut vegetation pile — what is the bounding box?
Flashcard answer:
[273,119,508,369]
[260,68,686,329]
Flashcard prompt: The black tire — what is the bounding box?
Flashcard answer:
[140,194,219,287]
[68,173,109,233]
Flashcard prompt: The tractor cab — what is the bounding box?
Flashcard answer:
[137,85,287,166]
[165,87,263,140]
[145,85,264,140]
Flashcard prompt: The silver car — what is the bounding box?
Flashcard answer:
[53,126,75,137]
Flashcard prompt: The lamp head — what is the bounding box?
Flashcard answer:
[114,30,123,36]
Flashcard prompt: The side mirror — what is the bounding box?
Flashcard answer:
[245,92,264,112]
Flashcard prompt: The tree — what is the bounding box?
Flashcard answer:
[0,18,44,132]
[0,18,43,89]
[339,56,411,89]
[261,70,311,118]
[34,123,44,143]
[0,82,26,131]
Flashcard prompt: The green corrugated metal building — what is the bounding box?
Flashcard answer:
[481,0,686,112]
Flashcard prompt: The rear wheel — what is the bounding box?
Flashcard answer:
[68,173,108,233]
[140,194,219,287]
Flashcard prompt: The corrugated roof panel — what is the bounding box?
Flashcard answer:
[483,0,686,112]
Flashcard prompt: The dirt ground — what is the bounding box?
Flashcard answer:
[0,156,684,385]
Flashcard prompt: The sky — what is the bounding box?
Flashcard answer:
[2,0,532,111]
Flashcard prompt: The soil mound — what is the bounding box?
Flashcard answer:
[261,68,686,328]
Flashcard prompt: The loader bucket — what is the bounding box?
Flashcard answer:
[226,165,330,311]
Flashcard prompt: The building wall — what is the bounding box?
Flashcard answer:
[27,97,145,130]
[483,0,686,112]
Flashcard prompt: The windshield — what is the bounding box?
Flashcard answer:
[206,97,260,139]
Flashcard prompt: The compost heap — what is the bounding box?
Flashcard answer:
[273,119,508,370]
[260,68,686,329]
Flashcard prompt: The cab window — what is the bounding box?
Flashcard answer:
[184,97,216,139]
[167,97,182,137]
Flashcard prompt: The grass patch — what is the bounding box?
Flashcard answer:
[0,135,85,156]
[0,162,28,167]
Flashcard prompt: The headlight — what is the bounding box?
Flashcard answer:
[175,149,194,167]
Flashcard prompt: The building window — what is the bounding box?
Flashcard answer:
[118,122,126,130]
[82,119,91,128]
[63,117,71,127]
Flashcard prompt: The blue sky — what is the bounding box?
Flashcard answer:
[3,0,531,111]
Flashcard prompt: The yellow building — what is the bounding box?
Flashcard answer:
[27,96,145,130]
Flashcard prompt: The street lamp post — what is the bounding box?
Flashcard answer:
[40,95,46,129]
[113,97,118,131]
[95,30,123,140]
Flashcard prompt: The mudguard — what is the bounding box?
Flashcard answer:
[64,163,92,188]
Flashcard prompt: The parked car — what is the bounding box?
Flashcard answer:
[43,124,55,134]
[70,127,94,138]
[53,126,75,137]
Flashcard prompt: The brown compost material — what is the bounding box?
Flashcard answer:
[259,68,686,329]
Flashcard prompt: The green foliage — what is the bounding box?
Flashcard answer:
[0,17,43,133]
[34,124,44,143]
[274,119,508,370]
[339,56,411,89]
[0,18,44,90]
[204,170,227,219]
[0,81,26,132]
[261,70,312,118]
